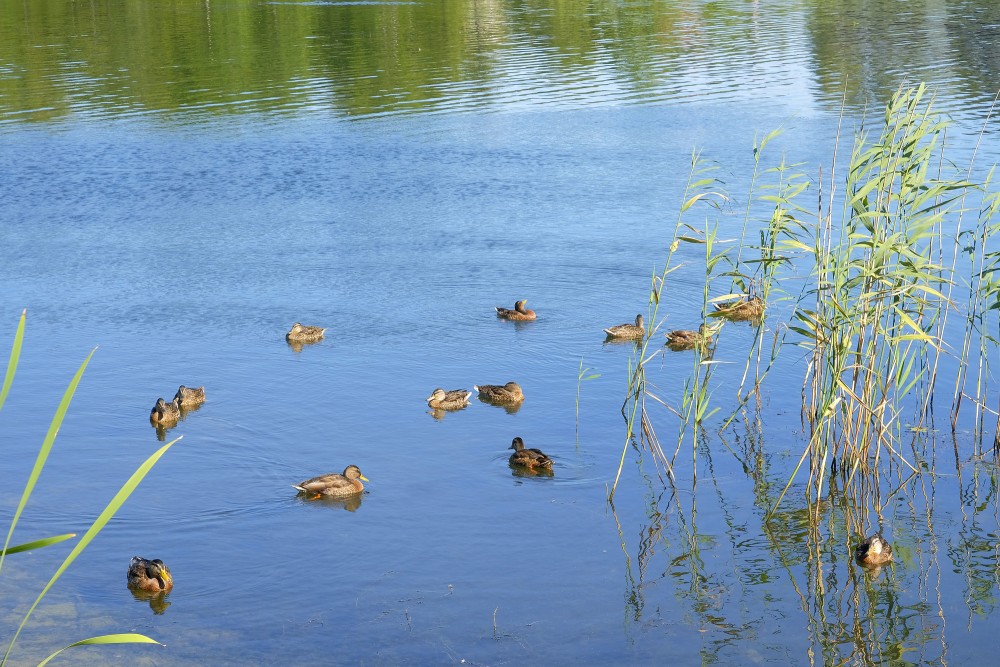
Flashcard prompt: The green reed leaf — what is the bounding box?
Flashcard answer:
[0,309,25,414]
[0,533,76,556]
[36,634,162,667]
[0,347,94,580]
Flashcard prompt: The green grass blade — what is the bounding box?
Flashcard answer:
[0,309,26,413]
[2,436,181,666]
[36,634,162,667]
[0,347,95,579]
[0,534,76,556]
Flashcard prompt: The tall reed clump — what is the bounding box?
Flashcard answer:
[609,153,729,498]
[613,85,1000,516]
[778,84,981,513]
[0,310,179,666]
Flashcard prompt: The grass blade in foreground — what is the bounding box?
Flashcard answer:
[36,634,162,667]
[1,436,182,667]
[0,534,76,556]
[0,309,25,413]
[0,346,95,578]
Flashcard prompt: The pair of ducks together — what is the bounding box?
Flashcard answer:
[292,436,552,501]
[149,385,206,425]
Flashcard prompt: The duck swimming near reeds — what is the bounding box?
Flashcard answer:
[293,465,368,498]
[173,385,205,408]
[286,322,326,343]
[854,534,893,567]
[665,324,716,351]
[495,299,536,321]
[604,314,644,340]
[426,388,473,410]
[474,382,524,405]
[149,398,180,426]
[127,556,173,593]
[508,437,553,470]
[714,296,764,322]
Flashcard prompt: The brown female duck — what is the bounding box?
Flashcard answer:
[604,314,645,340]
[127,556,173,593]
[714,296,765,322]
[426,388,473,410]
[854,534,893,567]
[665,324,715,350]
[495,299,536,321]
[508,437,553,469]
[474,381,524,405]
[293,465,369,498]
[173,385,205,408]
[286,322,326,343]
[149,397,181,425]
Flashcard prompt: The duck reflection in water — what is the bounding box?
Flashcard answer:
[301,493,364,512]
[129,587,172,615]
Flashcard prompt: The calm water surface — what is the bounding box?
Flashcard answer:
[2,1,1000,665]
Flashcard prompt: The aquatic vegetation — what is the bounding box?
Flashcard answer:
[613,85,1000,521]
[0,310,179,666]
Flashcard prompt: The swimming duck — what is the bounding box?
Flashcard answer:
[173,385,205,408]
[149,397,180,425]
[714,296,765,322]
[508,437,553,469]
[293,465,368,498]
[286,322,326,343]
[426,388,473,410]
[604,314,645,339]
[665,324,714,350]
[495,299,536,321]
[127,556,173,593]
[474,382,524,404]
[854,534,893,567]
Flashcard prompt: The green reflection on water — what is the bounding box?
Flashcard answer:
[1,0,997,122]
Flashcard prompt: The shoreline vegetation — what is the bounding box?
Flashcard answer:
[614,84,1000,509]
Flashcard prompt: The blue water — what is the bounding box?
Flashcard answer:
[2,1,1000,665]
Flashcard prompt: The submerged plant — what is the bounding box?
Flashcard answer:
[0,310,179,666]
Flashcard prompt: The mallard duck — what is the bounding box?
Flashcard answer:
[714,296,765,322]
[508,437,553,469]
[173,385,205,408]
[286,322,326,343]
[149,397,180,425]
[604,314,644,339]
[293,465,368,498]
[426,388,473,410]
[665,324,714,350]
[855,534,893,567]
[127,556,173,593]
[474,381,524,404]
[495,299,536,321]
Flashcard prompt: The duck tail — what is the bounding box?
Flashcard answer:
[291,484,306,493]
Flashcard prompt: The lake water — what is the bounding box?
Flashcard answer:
[2,1,1000,665]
